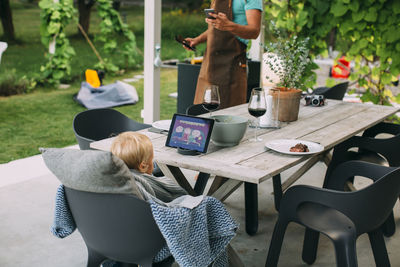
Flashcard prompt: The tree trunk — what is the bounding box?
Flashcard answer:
[328,28,336,51]
[78,0,95,35]
[0,0,15,40]
[112,0,120,11]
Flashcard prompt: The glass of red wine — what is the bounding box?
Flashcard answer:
[202,85,220,117]
[248,87,267,142]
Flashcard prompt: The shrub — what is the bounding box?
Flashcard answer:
[0,69,36,96]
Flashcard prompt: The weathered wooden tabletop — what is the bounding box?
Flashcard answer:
[92,100,399,185]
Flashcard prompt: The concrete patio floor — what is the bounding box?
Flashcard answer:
[2,144,400,267]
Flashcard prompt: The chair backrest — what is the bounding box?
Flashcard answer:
[329,162,400,235]
[185,104,208,116]
[323,82,348,100]
[361,122,400,166]
[73,108,151,150]
[64,187,165,265]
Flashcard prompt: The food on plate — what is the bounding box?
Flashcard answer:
[290,143,309,152]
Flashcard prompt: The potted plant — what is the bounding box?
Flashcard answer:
[264,34,313,122]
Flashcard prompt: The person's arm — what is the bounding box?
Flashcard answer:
[183,30,209,51]
[207,9,261,40]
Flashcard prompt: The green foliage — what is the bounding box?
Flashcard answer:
[0,69,36,96]
[161,9,207,40]
[264,33,316,90]
[265,0,400,106]
[39,0,76,86]
[95,0,140,72]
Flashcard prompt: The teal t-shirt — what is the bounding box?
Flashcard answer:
[232,0,263,45]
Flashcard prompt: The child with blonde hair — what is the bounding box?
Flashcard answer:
[111,131,187,202]
[111,131,155,174]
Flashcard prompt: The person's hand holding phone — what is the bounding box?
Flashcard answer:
[175,35,196,51]
[204,9,216,20]
[204,9,231,31]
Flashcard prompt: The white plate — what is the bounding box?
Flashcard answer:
[152,120,172,131]
[265,139,324,155]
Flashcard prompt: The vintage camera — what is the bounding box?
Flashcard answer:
[305,94,325,107]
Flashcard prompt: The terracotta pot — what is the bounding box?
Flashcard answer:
[272,87,302,122]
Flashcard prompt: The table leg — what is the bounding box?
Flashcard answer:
[157,164,197,196]
[208,176,228,195]
[272,174,282,212]
[194,172,210,195]
[244,182,258,236]
[210,179,243,202]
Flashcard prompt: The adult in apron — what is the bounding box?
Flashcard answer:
[193,0,248,109]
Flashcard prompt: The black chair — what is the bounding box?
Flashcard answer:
[73,108,164,177]
[73,108,151,150]
[185,104,208,116]
[64,187,173,267]
[313,81,349,100]
[323,122,400,236]
[266,161,400,267]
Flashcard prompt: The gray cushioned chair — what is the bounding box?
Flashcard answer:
[41,148,172,267]
[64,187,172,267]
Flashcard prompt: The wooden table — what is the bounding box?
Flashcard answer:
[91,100,399,236]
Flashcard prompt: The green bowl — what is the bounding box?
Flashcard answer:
[211,115,248,147]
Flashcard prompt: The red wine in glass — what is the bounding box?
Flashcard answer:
[203,101,220,111]
[248,108,266,118]
[248,87,267,141]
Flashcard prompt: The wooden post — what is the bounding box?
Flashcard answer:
[247,1,264,63]
[143,0,161,124]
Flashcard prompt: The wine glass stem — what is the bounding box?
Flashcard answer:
[254,118,258,140]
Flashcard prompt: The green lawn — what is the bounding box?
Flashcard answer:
[0,3,210,163]
[0,68,178,163]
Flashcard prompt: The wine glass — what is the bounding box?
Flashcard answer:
[202,85,220,117]
[248,87,267,142]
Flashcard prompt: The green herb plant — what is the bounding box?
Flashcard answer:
[264,31,315,91]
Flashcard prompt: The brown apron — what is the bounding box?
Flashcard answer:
[193,0,247,109]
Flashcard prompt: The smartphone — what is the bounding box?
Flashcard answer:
[175,35,196,52]
[204,9,216,20]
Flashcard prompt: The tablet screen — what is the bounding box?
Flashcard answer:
[165,114,215,153]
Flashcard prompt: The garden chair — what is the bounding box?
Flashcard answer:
[73,108,151,150]
[73,108,163,177]
[185,104,208,116]
[322,121,400,237]
[312,81,349,100]
[64,186,173,267]
[266,161,400,267]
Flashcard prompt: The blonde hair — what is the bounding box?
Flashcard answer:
[111,132,153,170]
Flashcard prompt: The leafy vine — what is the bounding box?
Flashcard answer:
[95,0,140,72]
[39,0,76,85]
[265,0,400,106]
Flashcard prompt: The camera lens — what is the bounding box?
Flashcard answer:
[312,98,320,106]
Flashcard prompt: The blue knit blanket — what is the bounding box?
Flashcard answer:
[51,185,238,267]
